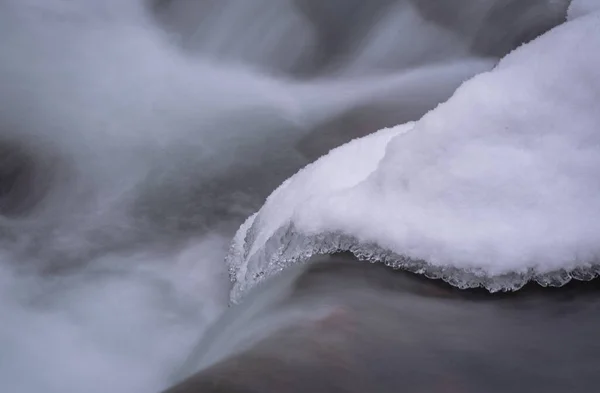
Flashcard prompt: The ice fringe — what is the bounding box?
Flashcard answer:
[228,219,599,304]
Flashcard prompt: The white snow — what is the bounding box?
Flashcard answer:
[229,8,600,300]
[568,0,600,20]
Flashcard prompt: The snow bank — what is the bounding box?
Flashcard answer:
[568,0,600,20]
[228,8,600,302]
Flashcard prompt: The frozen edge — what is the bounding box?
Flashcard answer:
[229,222,600,304]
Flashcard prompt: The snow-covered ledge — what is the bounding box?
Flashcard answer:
[228,4,600,303]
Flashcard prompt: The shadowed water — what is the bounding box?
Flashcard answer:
[166,253,600,393]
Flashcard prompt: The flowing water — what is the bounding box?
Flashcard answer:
[0,1,582,392]
[167,253,600,393]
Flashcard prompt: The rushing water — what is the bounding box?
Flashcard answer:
[0,1,580,392]
[167,253,600,393]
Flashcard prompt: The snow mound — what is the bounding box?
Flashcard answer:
[568,0,600,20]
[227,9,600,303]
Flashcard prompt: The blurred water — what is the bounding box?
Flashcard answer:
[167,253,600,393]
[0,1,571,392]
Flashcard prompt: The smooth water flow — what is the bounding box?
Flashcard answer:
[0,1,575,392]
[166,253,600,393]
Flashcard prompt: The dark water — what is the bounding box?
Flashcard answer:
[166,253,600,393]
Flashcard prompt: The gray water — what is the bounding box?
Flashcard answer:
[167,253,600,393]
[0,1,580,392]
